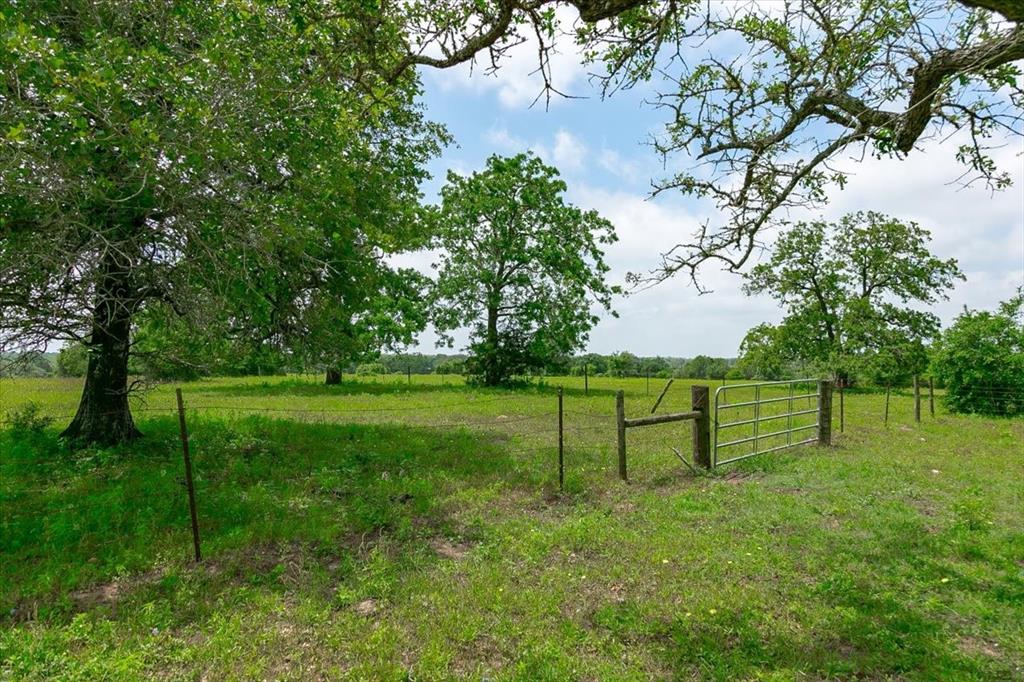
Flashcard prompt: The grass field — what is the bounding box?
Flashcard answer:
[1,374,1022,680]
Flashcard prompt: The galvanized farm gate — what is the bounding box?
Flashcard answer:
[713,379,832,467]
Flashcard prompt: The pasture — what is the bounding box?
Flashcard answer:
[1,375,1022,680]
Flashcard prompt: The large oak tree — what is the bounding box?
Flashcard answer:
[430,154,618,385]
[741,211,964,384]
[0,1,443,444]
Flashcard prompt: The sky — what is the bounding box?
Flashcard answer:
[398,21,1024,359]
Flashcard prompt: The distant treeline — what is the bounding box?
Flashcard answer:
[365,352,739,379]
[1,349,740,381]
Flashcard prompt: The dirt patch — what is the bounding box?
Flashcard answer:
[613,500,637,513]
[430,538,473,561]
[69,567,165,612]
[354,599,379,616]
[452,634,506,677]
[719,471,761,485]
[959,636,1002,659]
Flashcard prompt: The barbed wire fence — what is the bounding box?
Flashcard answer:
[2,376,1020,590]
[0,386,627,593]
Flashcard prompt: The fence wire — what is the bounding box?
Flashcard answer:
[3,377,1020,610]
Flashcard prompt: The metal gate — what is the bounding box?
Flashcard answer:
[713,380,821,467]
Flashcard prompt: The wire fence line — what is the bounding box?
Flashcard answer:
[1,386,630,574]
[3,378,1020,576]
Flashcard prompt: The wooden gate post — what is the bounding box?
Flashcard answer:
[691,385,711,468]
[616,390,627,481]
[929,377,935,416]
[817,380,833,446]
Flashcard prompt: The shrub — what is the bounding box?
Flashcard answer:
[355,362,387,376]
[4,402,54,436]
[434,358,465,375]
[931,292,1024,416]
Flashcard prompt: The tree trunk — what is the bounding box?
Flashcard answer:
[61,291,140,446]
[484,304,501,386]
[325,369,342,385]
[61,247,142,446]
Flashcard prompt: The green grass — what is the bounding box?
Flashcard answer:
[1,375,1022,680]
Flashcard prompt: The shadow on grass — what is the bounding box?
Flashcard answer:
[0,416,522,622]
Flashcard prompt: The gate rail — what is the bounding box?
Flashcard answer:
[713,379,830,467]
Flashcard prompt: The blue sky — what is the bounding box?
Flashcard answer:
[399,31,1024,358]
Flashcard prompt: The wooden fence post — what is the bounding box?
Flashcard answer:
[929,377,935,417]
[616,390,627,481]
[175,388,202,563]
[914,375,921,423]
[817,380,833,446]
[557,387,564,492]
[692,385,711,468]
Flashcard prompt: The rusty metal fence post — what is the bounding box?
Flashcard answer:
[557,386,564,492]
[929,377,935,416]
[175,388,202,562]
[914,375,921,423]
[616,390,626,481]
[651,378,674,414]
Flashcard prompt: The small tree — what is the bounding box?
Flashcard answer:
[932,292,1024,415]
[431,154,618,386]
[744,212,963,385]
[680,355,728,379]
[735,324,786,381]
[608,351,639,377]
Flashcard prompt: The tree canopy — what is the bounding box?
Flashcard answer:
[0,1,444,443]
[741,211,963,383]
[932,291,1024,415]
[430,154,618,385]
[3,0,1018,443]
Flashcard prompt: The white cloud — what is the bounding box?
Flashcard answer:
[816,132,1024,318]
[566,184,782,356]
[597,148,641,181]
[483,127,525,151]
[552,129,587,170]
[481,126,587,173]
